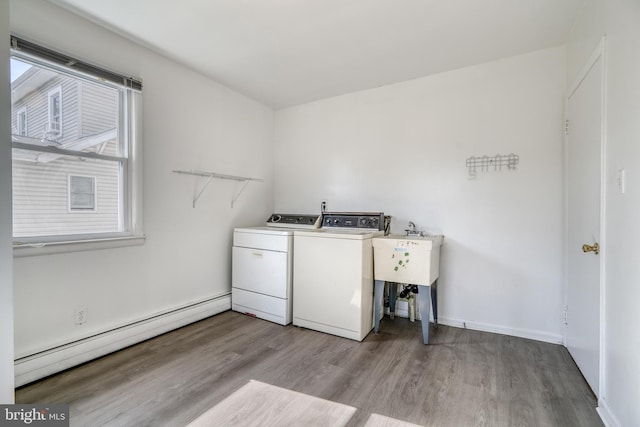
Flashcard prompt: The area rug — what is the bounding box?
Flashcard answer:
[188,380,356,427]
[364,413,424,427]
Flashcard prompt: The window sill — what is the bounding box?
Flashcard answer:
[13,235,146,257]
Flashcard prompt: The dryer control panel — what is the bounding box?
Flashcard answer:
[266,213,321,229]
[322,212,385,230]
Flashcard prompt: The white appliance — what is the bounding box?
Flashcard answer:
[293,212,385,341]
[232,214,321,325]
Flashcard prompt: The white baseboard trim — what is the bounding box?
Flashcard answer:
[438,316,564,345]
[384,308,562,344]
[597,396,620,427]
[15,294,231,387]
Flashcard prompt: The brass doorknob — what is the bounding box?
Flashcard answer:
[582,242,599,255]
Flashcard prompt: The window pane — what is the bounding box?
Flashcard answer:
[11,57,120,154]
[11,49,133,242]
[12,149,122,237]
[69,175,96,210]
[49,91,61,133]
[17,110,27,136]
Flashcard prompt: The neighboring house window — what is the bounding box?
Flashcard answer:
[17,107,27,136]
[47,87,62,138]
[10,36,143,247]
[69,175,96,211]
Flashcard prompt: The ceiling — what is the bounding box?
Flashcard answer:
[49,0,583,109]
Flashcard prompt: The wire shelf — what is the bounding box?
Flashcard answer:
[466,153,519,179]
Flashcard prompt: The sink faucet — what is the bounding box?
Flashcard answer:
[406,221,420,236]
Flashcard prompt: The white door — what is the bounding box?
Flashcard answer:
[566,51,603,395]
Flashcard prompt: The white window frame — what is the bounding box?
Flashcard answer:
[47,86,62,138]
[11,42,144,256]
[17,106,27,136]
[68,174,97,212]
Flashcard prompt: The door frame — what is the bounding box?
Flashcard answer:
[564,36,607,400]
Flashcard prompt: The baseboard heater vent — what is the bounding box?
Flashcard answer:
[15,294,231,387]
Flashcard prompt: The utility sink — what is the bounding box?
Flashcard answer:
[373,233,444,344]
[372,234,444,286]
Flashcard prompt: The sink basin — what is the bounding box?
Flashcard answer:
[372,234,443,286]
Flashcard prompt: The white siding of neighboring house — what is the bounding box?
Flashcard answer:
[12,147,120,237]
[80,81,118,139]
[11,72,48,139]
[58,78,78,141]
[12,72,78,142]
[12,69,121,238]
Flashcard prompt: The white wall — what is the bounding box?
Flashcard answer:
[11,0,274,358]
[1,0,15,403]
[275,47,566,343]
[569,1,640,426]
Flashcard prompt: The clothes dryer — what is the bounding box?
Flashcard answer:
[232,213,320,325]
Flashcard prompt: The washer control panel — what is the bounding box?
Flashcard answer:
[322,212,385,230]
[266,213,322,229]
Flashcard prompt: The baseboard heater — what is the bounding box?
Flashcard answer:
[14,294,231,387]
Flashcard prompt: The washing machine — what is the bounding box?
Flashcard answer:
[293,212,386,341]
[232,213,321,325]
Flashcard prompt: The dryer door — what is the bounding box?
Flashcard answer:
[232,246,289,299]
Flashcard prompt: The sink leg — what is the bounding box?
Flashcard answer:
[374,280,385,333]
[431,279,438,329]
[388,282,397,320]
[417,284,431,344]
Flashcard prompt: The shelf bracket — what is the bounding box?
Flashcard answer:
[231,180,250,208]
[172,169,263,208]
[192,174,215,208]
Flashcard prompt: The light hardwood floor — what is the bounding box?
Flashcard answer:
[16,311,603,427]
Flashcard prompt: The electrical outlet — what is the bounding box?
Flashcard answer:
[74,307,87,325]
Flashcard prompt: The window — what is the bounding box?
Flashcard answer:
[69,175,96,211]
[16,107,27,136]
[10,36,143,249]
[47,87,62,138]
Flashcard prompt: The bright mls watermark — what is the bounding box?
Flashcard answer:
[0,405,69,426]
